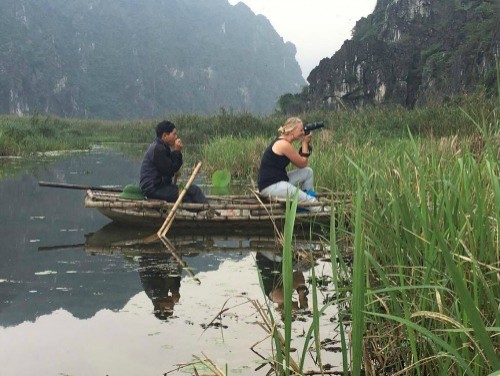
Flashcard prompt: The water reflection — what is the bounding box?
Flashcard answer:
[256,251,309,312]
[139,252,182,320]
[81,222,323,322]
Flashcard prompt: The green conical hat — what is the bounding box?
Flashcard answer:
[119,184,145,200]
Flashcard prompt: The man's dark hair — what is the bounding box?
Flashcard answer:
[156,120,176,138]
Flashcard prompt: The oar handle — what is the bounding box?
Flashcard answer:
[157,162,203,237]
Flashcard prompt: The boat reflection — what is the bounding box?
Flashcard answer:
[82,222,323,256]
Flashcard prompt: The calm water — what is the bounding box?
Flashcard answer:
[0,149,342,375]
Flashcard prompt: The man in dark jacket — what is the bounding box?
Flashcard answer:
[140,120,207,203]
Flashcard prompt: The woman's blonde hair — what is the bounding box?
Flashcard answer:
[278,117,302,135]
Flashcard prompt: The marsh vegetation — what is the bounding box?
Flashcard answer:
[1,93,498,375]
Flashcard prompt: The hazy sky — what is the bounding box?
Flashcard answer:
[228,0,377,80]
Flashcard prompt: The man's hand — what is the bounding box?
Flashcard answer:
[173,171,180,184]
[174,138,183,151]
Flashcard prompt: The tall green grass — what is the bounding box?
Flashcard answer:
[326,106,499,374]
[200,136,268,178]
[281,191,299,375]
[360,151,498,374]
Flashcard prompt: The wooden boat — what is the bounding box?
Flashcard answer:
[84,189,340,230]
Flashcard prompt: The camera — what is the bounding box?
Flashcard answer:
[304,121,324,134]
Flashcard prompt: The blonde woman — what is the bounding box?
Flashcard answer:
[257,117,318,205]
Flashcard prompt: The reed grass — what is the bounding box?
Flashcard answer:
[281,192,298,375]
[200,136,268,178]
[327,106,499,374]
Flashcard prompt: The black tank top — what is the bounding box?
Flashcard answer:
[257,138,290,191]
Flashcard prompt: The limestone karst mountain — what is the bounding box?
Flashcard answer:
[304,0,499,111]
[0,0,305,119]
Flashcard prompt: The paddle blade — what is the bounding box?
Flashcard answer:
[212,169,231,187]
[143,233,160,244]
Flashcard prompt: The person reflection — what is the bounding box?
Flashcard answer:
[138,252,182,321]
[256,251,309,311]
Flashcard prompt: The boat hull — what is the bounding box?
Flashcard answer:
[84,189,334,230]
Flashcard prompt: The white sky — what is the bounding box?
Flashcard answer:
[228,0,377,80]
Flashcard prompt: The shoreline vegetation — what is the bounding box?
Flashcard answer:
[1,93,499,375]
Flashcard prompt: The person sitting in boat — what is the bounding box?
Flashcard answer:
[140,120,208,204]
[257,117,319,208]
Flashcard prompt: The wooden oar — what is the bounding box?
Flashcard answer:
[39,181,122,192]
[157,161,202,238]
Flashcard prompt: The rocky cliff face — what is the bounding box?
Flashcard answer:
[0,0,305,119]
[306,0,499,110]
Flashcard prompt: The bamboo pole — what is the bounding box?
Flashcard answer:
[157,162,202,238]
